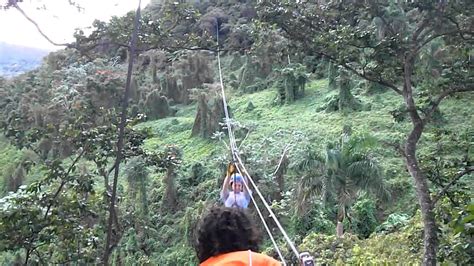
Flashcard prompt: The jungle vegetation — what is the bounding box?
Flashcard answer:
[0,0,472,265]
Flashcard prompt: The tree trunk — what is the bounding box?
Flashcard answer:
[403,57,438,266]
[336,221,344,238]
[238,54,249,91]
[328,62,337,90]
[139,176,149,217]
[151,56,158,84]
[405,142,438,266]
[336,206,344,238]
[273,154,288,201]
[338,69,359,111]
[285,75,295,103]
[191,94,207,137]
[164,166,177,210]
[24,248,31,266]
[299,78,306,97]
[208,97,225,137]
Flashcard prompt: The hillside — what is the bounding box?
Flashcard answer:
[0,1,472,265]
[131,77,472,263]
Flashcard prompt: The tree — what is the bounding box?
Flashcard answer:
[0,113,162,264]
[295,132,387,238]
[327,61,337,90]
[259,1,473,264]
[158,145,182,210]
[277,63,308,103]
[0,46,174,264]
[337,68,361,111]
[125,157,150,219]
[191,90,226,139]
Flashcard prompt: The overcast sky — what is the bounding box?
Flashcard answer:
[0,0,151,51]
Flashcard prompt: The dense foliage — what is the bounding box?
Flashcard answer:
[0,0,472,265]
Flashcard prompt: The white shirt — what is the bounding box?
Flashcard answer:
[221,190,251,208]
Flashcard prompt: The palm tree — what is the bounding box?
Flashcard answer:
[295,133,387,237]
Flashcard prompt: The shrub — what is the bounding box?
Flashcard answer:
[375,212,410,233]
[292,204,334,236]
[350,197,378,238]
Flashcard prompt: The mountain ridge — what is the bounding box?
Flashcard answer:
[0,42,50,77]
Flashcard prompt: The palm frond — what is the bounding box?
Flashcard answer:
[293,148,325,173]
[346,158,388,200]
[295,133,390,216]
[295,171,336,214]
[296,173,325,215]
[348,160,380,182]
[343,133,378,156]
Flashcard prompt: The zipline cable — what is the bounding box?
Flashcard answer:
[238,165,287,265]
[215,20,238,158]
[215,21,300,261]
[234,155,300,259]
[215,21,286,262]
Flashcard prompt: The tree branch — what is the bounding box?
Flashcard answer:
[12,2,135,61]
[280,19,403,95]
[380,140,406,157]
[432,167,474,205]
[412,17,432,42]
[416,30,474,54]
[139,44,218,53]
[444,15,473,41]
[271,143,292,177]
[423,86,474,123]
[78,40,130,52]
[13,3,72,47]
[43,148,86,219]
[321,52,402,95]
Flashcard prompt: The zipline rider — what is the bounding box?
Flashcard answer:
[220,163,252,208]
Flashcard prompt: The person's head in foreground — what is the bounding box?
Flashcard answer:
[194,206,281,265]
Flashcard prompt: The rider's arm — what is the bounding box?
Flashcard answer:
[220,174,230,200]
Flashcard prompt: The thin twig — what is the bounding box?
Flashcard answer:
[423,86,474,123]
[43,148,86,220]
[432,167,474,205]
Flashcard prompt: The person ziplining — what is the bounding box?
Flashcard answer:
[220,163,252,209]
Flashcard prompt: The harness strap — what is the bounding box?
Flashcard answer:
[233,172,237,205]
[248,250,252,266]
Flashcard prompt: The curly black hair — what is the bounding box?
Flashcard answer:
[194,206,262,263]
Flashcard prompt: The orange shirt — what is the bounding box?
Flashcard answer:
[200,250,281,266]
